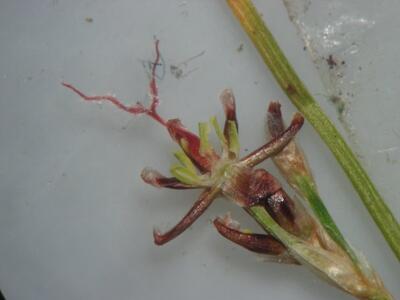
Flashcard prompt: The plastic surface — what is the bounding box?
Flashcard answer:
[0,1,399,299]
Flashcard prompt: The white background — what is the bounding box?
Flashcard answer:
[0,1,399,299]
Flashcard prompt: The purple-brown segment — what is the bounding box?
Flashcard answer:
[262,189,300,236]
[220,89,238,137]
[241,113,304,168]
[222,167,301,236]
[247,169,282,205]
[213,217,286,255]
[154,187,220,245]
[222,167,281,207]
[246,169,300,235]
[267,102,315,189]
[267,102,285,138]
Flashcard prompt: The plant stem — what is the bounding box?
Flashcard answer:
[296,176,360,265]
[249,206,393,300]
[226,0,400,260]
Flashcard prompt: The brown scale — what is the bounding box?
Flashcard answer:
[246,169,300,236]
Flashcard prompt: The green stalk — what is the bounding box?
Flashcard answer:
[226,0,400,260]
[295,175,359,265]
[249,206,393,300]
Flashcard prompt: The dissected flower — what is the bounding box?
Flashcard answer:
[63,41,392,300]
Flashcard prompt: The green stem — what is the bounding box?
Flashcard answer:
[249,206,393,300]
[296,176,360,265]
[226,0,400,260]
